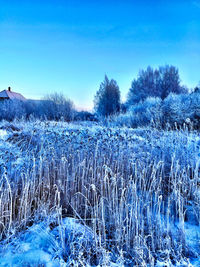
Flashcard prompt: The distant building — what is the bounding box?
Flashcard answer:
[0,87,26,101]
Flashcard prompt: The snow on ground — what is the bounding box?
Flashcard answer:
[0,216,116,266]
[0,217,199,266]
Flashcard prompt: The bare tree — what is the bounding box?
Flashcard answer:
[42,92,75,121]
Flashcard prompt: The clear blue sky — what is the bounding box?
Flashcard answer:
[0,0,200,110]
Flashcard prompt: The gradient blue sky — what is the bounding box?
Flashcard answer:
[0,0,200,110]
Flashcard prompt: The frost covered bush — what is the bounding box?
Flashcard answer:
[0,100,26,121]
[128,97,163,127]
[0,93,75,122]
[41,93,75,121]
[108,111,134,128]
[110,97,163,128]
[110,91,200,130]
[162,92,200,129]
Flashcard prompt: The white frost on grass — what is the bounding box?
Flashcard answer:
[0,129,7,140]
[0,120,200,266]
[184,222,200,256]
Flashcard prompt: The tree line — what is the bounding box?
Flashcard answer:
[0,64,199,128]
[94,65,190,117]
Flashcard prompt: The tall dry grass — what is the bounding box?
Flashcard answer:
[0,121,199,265]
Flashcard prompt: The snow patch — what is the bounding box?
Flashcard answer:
[0,129,7,140]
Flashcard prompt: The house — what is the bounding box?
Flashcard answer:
[0,87,26,101]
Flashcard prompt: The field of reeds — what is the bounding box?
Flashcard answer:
[0,120,199,266]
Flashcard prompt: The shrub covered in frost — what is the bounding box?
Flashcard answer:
[162,92,200,129]
[0,93,75,122]
[0,100,26,121]
[110,91,200,129]
[110,97,163,128]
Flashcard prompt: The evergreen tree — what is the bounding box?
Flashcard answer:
[94,75,121,117]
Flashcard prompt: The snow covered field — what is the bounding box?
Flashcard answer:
[0,120,199,266]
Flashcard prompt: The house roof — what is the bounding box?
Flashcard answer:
[0,89,26,101]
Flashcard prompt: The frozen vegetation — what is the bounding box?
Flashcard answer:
[0,119,199,266]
